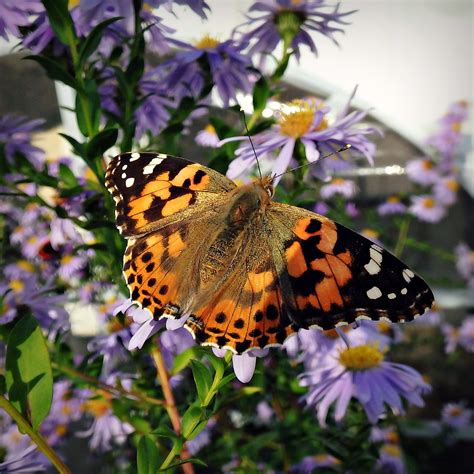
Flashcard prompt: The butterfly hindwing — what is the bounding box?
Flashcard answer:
[269,203,434,330]
[105,152,236,237]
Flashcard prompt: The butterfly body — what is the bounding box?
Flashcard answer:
[106,152,434,354]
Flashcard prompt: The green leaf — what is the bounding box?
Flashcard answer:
[216,373,236,390]
[59,163,78,188]
[160,458,207,471]
[252,76,271,112]
[137,435,160,474]
[87,128,118,159]
[75,80,101,137]
[24,56,79,90]
[5,314,53,430]
[181,405,204,439]
[59,133,86,157]
[78,17,123,67]
[170,346,205,375]
[190,360,212,404]
[41,0,76,47]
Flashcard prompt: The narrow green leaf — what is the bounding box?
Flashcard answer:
[87,128,118,159]
[190,360,212,404]
[170,346,205,375]
[59,163,78,188]
[59,133,86,157]
[216,373,236,390]
[24,56,79,90]
[160,458,207,471]
[252,76,271,112]
[181,405,204,439]
[137,435,160,474]
[75,80,101,137]
[41,0,76,47]
[5,314,53,430]
[78,17,123,67]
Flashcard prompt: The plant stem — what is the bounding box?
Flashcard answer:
[394,217,411,258]
[0,395,71,474]
[151,346,194,474]
[52,362,165,407]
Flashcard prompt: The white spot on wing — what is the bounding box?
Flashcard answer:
[143,157,164,175]
[125,177,135,188]
[364,259,380,275]
[367,286,382,300]
[401,288,408,295]
[388,293,396,299]
[130,152,140,161]
[122,164,128,170]
[370,246,383,264]
[121,173,126,178]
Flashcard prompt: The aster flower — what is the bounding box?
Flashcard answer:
[441,402,472,429]
[458,316,474,352]
[409,195,446,223]
[50,218,86,249]
[442,324,460,353]
[405,157,440,186]
[455,243,474,292]
[149,0,211,19]
[212,347,268,383]
[312,201,329,215]
[0,445,45,473]
[126,304,165,351]
[360,228,382,245]
[320,178,358,200]
[256,401,274,424]
[221,93,379,183]
[301,342,430,425]
[195,124,220,147]
[0,0,44,41]
[290,453,341,473]
[162,35,254,106]
[57,253,87,280]
[433,176,459,206]
[375,444,407,474]
[0,115,45,169]
[377,196,407,216]
[236,0,354,59]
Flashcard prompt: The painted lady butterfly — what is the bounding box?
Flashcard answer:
[106,152,434,353]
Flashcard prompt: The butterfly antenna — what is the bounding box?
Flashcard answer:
[241,109,263,179]
[273,144,352,180]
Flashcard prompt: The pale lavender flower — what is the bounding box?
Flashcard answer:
[212,347,268,383]
[290,453,341,473]
[320,178,357,199]
[0,445,45,473]
[345,201,359,218]
[0,425,32,460]
[236,0,354,59]
[127,305,165,351]
[433,176,459,206]
[3,260,36,281]
[375,444,407,474]
[377,196,407,216]
[0,115,45,168]
[301,342,430,425]
[312,201,329,215]
[441,324,460,353]
[50,218,85,249]
[405,157,440,186]
[458,316,474,352]
[455,243,474,282]
[409,195,446,223]
[0,0,44,40]
[57,253,87,280]
[256,401,274,423]
[149,0,211,19]
[163,36,253,106]
[441,402,472,429]
[195,124,220,148]
[220,93,379,183]
[88,328,131,376]
[160,328,195,368]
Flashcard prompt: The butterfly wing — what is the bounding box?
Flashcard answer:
[105,152,236,237]
[106,152,237,318]
[268,202,434,330]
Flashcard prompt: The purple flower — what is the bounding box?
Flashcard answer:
[290,453,341,473]
[301,342,430,425]
[149,0,211,19]
[441,402,472,429]
[0,115,45,169]
[442,324,460,353]
[320,178,357,199]
[212,347,268,383]
[458,316,474,353]
[58,253,87,280]
[375,444,407,474]
[405,157,440,185]
[126,304,165,351]
[409,195,446,223]
[312,201,329,215]
[162,36,254,106]
[220,93,379,183]
[455,243,474,291]
[236,0,354,59]
[377,196,407,216]
[0,425,32,462]
[0,445,45,473]
[433,176,459,206]
[50,218,85,249]
[195,124,220,148]
[256,401,274,424]
[0,0,43,41]
[344,201,359,218]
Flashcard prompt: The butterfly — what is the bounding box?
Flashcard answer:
[105,152,434,354]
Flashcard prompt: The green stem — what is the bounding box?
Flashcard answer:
[0,395,71,474]
[393,218,411,258]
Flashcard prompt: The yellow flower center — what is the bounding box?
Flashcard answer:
[386,431,400,444]
[382,444,401,458]
[387,196,401,203]
[448,406,463,417]
[330,178,346,186]
[446,179,459,192]
[313,454,341,465]
[82,398,111,418]
[422,198,435,208]
[278,99,327,139]
[469,251,474,264]
[451,122,461,133]
[195,34,220,49]
[68,0,80,7]
[27,235,38,245]
[107,317,131,333]
[204,124,217,134]
[9,279,25,293]
[18,260,34,272]
[361,228,379,240]
[55,424,67,437]
[61,405,73,416]
[61,255,74,265]
[377,321,392,334]
[422,159,434,170]
[339,344,384,370]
